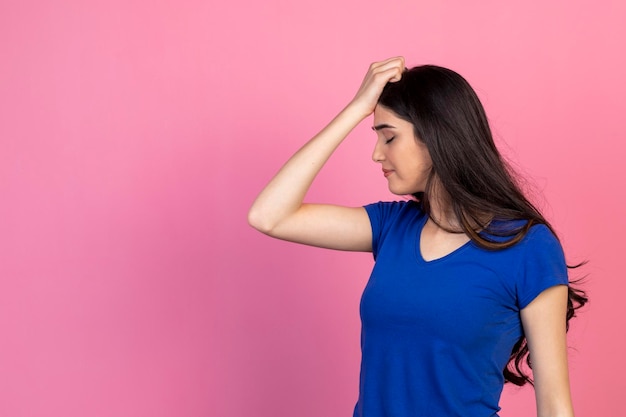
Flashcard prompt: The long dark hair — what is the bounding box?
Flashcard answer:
[378,65,588,386]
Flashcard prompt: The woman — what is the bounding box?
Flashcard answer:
[248,57,586,417]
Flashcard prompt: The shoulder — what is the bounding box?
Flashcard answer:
[514,224,568,308]
[364,199,422,221]
[478,221,568,305]
[364,199,425,232]
[484,220,561,249]
[486,221,565,266]
[364,200,424,257]
[517,223,564,254]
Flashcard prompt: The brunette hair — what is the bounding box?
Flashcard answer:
[378,65,587,386]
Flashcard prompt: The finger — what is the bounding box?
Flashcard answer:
[389,67,403,82]
[370,60,405,80]
[377,56,404,66]
[369,56,405,72]
[376,66,403,83]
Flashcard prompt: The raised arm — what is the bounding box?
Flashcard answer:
[247,57,405,251]
[520,285,574,417]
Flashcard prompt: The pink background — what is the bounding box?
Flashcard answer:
[1,1,624,416]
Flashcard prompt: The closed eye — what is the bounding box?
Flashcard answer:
[385,136,395,144]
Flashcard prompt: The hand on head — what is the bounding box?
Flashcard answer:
[350,56,405,118]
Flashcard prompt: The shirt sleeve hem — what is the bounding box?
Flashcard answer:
[518,281,569,310]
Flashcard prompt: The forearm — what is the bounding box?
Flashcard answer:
[248,102,368,233]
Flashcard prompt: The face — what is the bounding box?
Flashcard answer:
[372,105,433,195]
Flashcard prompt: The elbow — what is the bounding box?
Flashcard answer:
[247,206,276,235]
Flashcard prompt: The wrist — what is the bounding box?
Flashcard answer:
[343,100,374,122]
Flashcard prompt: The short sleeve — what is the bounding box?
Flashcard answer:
[364,201,417,260]
[515,224,569,309]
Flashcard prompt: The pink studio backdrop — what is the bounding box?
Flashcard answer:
[1,1,624,416]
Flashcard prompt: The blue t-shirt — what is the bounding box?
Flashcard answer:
[354,201,569,417]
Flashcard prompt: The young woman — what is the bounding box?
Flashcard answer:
[248,57,586,417]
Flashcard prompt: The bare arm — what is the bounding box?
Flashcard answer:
[248,57,405,251]
[521,285,574,417]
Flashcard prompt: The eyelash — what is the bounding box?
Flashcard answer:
[385,136,395,144]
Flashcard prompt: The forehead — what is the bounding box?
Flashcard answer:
[373,105,413,130]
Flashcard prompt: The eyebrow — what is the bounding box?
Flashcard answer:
[372,123,397,131]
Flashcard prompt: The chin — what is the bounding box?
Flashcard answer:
[387,179,424,196]
[389,187,415,196]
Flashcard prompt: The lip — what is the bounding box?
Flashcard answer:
[382,169,394,178]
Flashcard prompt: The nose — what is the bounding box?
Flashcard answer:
[372,139,385,163]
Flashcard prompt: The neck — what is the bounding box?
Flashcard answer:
[424,184,464,232]
[426,192,492,234]
[428,199,463,232]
